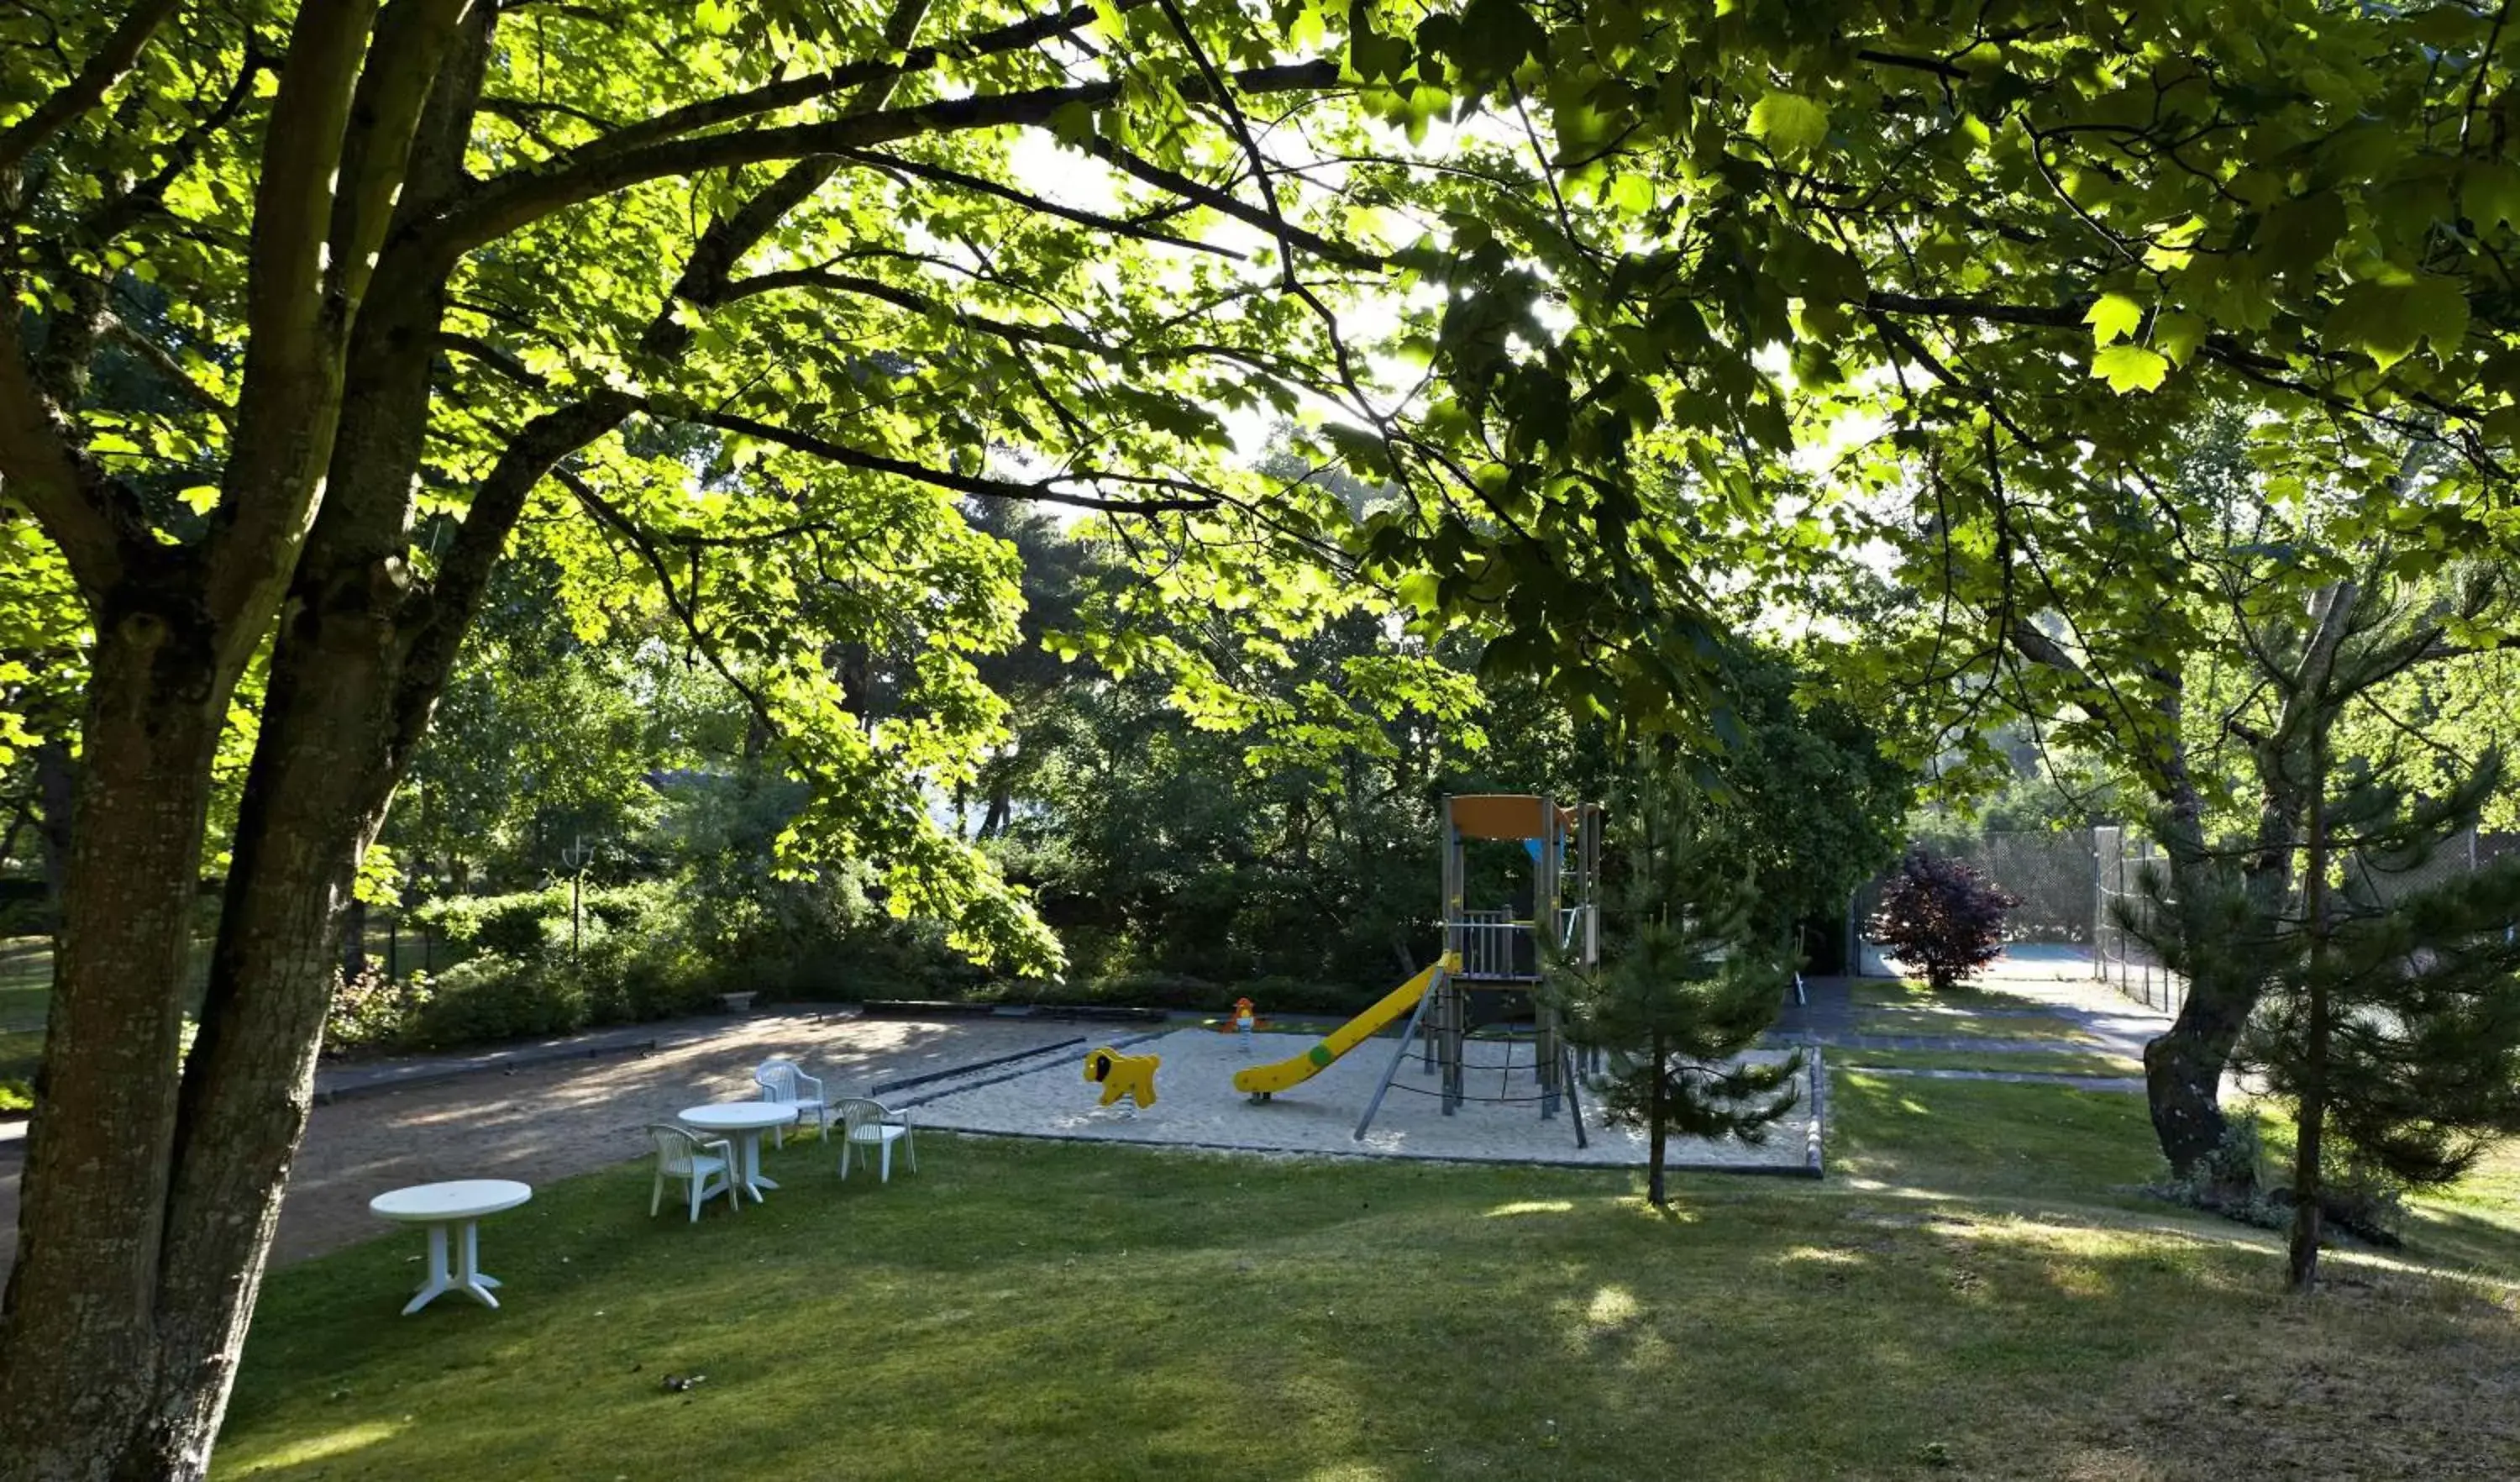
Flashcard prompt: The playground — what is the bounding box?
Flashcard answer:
[908,1026,1819,1171]
[901,791,1816,1172]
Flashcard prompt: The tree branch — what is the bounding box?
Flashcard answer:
[543,0,1132,173]
[202,0,384,627]
[327,0,478,313]
[1076,128,1373,268]
[102,313,232,425]
[424,59,1344,263]
[837,148,1239,258]
[392,395,631,759]
[657,400,1219,512]
[0,304,144,594]
[0,0,183,172]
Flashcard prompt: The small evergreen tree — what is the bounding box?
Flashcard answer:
[2135,747,2520,1290]
[1551,770,1803,1207]
[1868,849,2019,991]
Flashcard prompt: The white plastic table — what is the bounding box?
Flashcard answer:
[679,1101,798,1202]
[368,1180,533,1316]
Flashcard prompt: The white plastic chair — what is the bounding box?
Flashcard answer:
[647,1123,739,1222]
[754,1058,828,1146]
[834,1097,916,1183]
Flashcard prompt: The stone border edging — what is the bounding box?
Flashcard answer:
[855,1000,1169,1023]
[1805,1043,1827,1178]
[1839,1064,2145,1093]
[912,1122,1827,1177]
[868,1036,1088,1097]
[898,1028,1827,1180]
[890,1028,1169,1111]
[311,1033,679,1106]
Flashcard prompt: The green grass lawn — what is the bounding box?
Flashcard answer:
[211,1073,2520,1481]
[1834,1046,2145,1078]
[1846,977,2060,1013]
[0,933,50,1019]
[1849,1008,2097,1043]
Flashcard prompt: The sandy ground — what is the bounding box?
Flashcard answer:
[906,1026,1822,1171]
[0,1014,1087,1275]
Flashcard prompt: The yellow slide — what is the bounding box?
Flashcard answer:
[1233,956,1452,1098]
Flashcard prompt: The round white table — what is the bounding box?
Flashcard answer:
[368,1180,533,1316]
[679,1101,798,1202]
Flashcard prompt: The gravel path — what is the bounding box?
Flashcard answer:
[904,1027,1823,1173]
[0,1013,1087,1277]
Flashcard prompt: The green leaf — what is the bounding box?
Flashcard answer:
[1606,173,1655,217]
[1046,100,1097,147]
[2083,292,2143,346]
[1747,92,1829,158]
[2468,162,2520,233]
[2403,275,2471,360]
[2152,310,2208,366]
[2325,279,2467,371]
[2091,343,2169,394]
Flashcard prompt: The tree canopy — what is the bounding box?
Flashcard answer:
[7,0,2520,1474]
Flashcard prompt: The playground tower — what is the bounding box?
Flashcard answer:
[1350,793,1604,1141]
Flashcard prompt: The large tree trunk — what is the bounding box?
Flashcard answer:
[2141,966,2255,1173]
[101,20,498,1458]
[0,596,231,1479]
[2286,725,2334,1292]
[29,737,74,908]
[129,558,412,1474]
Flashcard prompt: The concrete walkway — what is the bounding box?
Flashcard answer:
[1774,962,2173,1096]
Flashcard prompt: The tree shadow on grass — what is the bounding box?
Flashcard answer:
[216,1096,2520,1481]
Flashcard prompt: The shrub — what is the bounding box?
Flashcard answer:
[406,952,589,1048]
[1867,849,2019,991]
[2145,1116,2407,1248]
[411,888,569,959]
[326,967,433,1052]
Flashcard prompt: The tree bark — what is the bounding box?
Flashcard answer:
[1646,1028,1668,1207]
[0,593,229,1479]
[30,737,73,908]
[101,19,494,1468]
[2287,723,2333,1291]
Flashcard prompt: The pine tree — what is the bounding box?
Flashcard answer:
[2137,746,2520,1289]
[1551,770,1803,1207]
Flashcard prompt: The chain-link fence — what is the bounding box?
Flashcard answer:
[1851,829,2103,976]
[2092,825,2178,1012]
[1857,824,2517,1016]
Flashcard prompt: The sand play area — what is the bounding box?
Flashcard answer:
[903,1025,1824,1174]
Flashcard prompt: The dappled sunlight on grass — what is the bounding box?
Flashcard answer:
[1775,1243,1867,1267]
[1582,1284,1640,1328]
[223,1420,402,1473]
[1482,1199,1573,1218]
[212,1076,2520,1481]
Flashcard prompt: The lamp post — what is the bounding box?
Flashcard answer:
[560,833,597,963]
